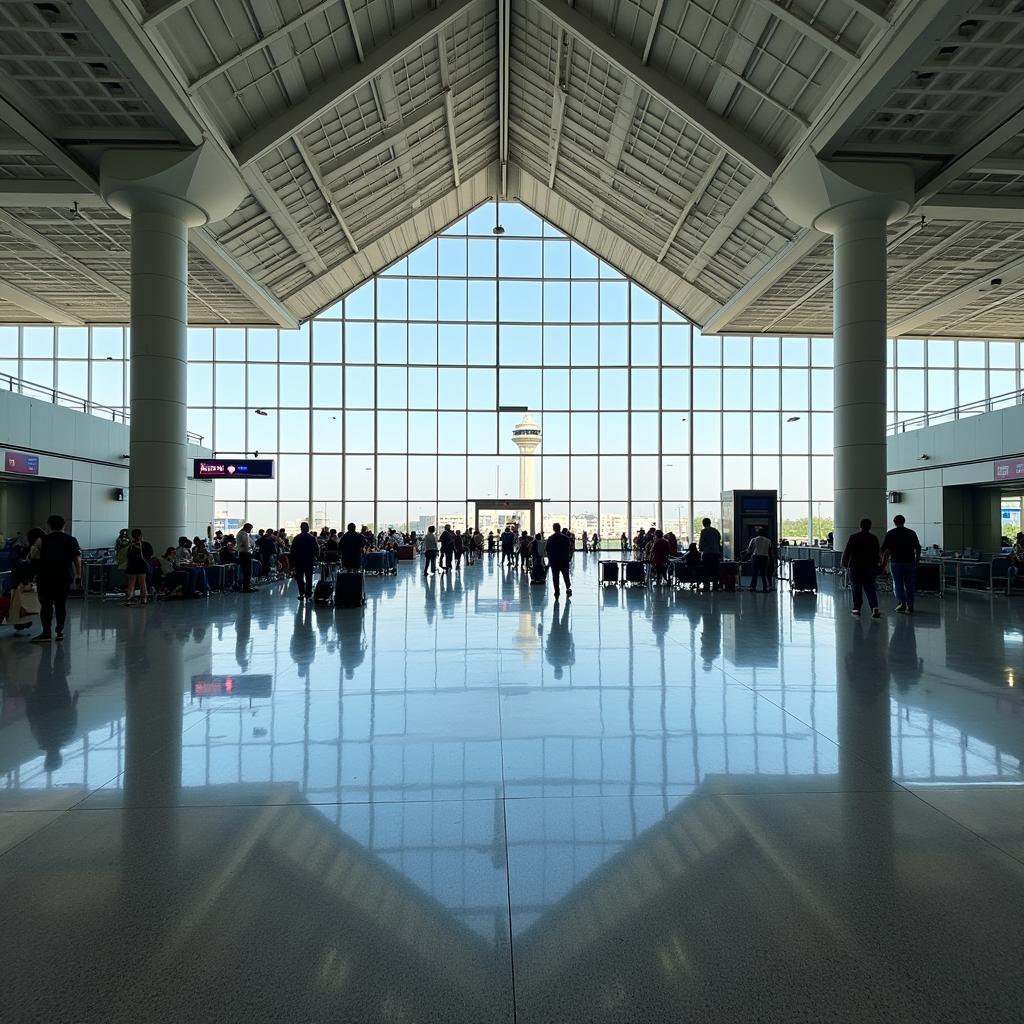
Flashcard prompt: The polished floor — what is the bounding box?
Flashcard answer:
[2,555,1024,1022]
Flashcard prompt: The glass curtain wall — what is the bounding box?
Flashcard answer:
[1,201,1023,542]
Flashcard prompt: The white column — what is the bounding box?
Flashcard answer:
[832,214,888,551]
[128,208,189,549]
[771,156,914,551]
[100,145,245,553]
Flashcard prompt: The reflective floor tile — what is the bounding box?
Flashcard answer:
[0,809,63,854]
[504,791,1024,1023]
[0,801,514,1024]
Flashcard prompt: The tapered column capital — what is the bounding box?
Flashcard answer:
[100,142,245,225]
[771,152,914,234]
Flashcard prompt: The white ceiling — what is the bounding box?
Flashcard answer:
[0,0,1023,337]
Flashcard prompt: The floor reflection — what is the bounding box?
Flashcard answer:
[2,555,1024,1020]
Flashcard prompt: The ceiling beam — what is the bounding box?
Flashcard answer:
[841,0,889,31]
[141,0,195,27]
[917,195,1024,224]
[293,137,359,253]
[0,181,107,208]
[187,0,337,93]
[0,279,84,325]
[189,229,298,328]
[916,101,1024,203]
[546,27,570,188]
[702,228,824,333]
[437,33,462,188]
[526,0,779,180]
[657,152,726,263]
[233,0,481,168]
[750,0,858,61]
[498,0,510,197]
[321,99,445,188]
[643,0,666,63]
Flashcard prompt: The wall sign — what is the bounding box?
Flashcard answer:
[4,451,39,475]
[993,458,1024,482]
[193,458,274,479]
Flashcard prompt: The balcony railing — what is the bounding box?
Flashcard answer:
[889,388,1024,435]
[1,373,204,445]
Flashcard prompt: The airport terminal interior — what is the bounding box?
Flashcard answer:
[2,0,1024,1020]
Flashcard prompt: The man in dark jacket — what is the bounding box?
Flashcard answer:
[340,522,366,572]
[290,522,320,600]
[880,514,922,614]
[546,522,572,600]
[841,518,881,618]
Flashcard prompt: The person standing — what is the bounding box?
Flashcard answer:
[745,526,774,593]
[546,522,572,600]
[422,525,439,576]
[698,517,722,592]
[881,514,922,614]
[32,515,81,643]
[123,528,153,606]
[620,531,629,554]
[237,522,257,592]
[842,518,881,618]
[290,522,319,600]
[651,529,671,585]
[453,530,464,570]
[340,522,366,572]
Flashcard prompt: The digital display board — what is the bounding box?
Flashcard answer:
[193,459,274,479]
[4,451,39,475]
[191,675,273,698]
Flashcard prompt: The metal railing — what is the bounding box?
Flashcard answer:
[1,372,204,445]
[889,387,1024,434]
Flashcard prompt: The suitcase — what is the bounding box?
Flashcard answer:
[719,561,738,593]
[530,559,548,585]
[396,545,414,561]
[206,564,226,591]
[363,551,387,575]
[0,595,10,623]
[313,578,334,604]
[624,560,646,586]
[790,559,817,593]
[600,560,620,585]
[335,571,365,608]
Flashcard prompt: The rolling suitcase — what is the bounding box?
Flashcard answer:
[790,559,817,594]
[600,560,620,586]
[530,559,547,585]
[335,571,365,608]
[313,577,334,604]
[624,560,646,586]
[719,561,738,593]
[396,545,414,561]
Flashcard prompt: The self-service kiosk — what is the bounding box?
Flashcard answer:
[721,489,778,563]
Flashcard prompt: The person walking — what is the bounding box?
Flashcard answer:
[237,522,257,591]
[290,522,319,600]
[842,518,881,618]
[422,525,439,576]
[698,517,722,592]
[32,515,82,643]
[745,526,774,593]
[547,522,572,600]
[881,514,922,614]
[439,525,455,572]
[454,530,464,570]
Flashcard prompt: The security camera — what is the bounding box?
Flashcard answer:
[991,277,1003,287]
